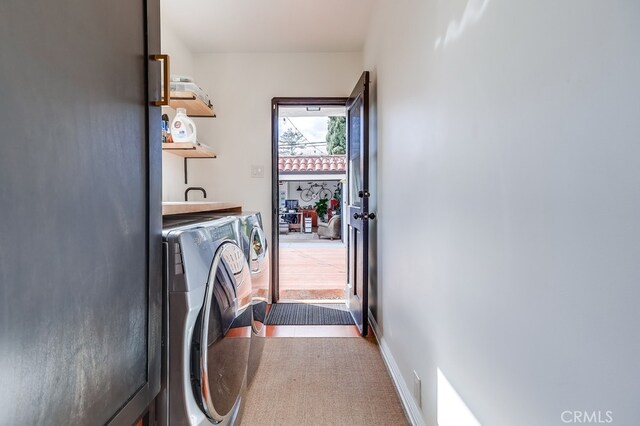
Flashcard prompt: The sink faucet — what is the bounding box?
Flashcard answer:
[185,187,207,201]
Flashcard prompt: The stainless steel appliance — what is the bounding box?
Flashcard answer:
[210,212,269,386]
[159,217,253,426]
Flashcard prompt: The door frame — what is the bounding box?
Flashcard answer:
[270,97,348,303]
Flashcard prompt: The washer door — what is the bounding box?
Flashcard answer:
[249,226,269,334]
[192,241,252,423]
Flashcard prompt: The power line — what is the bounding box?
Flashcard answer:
[279,117,330,154]
[283,117,310,144]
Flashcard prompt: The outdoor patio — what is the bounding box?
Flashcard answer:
[278,243,346,300]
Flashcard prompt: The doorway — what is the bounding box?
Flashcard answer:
[271,98,348,303]
[269,73,370,335]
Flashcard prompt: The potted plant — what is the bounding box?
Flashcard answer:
[332,185,342,216]
[314,198,329,221]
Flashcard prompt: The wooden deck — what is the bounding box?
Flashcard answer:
[278,246,346,300]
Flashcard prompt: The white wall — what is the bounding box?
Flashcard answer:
[281,180,342,208]
[166,52,363,237]
[365,1,640,425]
[160,20,195,202]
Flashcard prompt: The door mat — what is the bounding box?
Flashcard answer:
[265,303,354,326]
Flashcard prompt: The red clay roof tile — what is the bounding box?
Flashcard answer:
[278,155,346,174]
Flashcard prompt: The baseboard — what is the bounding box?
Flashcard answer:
[369,313,426,426]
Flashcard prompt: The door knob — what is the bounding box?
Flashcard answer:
[353,212,376,220]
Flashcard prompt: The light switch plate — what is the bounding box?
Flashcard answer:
[413,370,422,407]
[251,165,264,178]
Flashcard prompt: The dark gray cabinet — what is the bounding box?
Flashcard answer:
[0,1,161,424]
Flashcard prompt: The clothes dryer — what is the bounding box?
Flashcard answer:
[159,217,252,426]
[209,212,269,386]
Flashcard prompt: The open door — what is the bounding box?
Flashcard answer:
[346,72,372,336]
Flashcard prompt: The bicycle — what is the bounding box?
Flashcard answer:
[300,182,333,202]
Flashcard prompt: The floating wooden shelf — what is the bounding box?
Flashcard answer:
[169,91,216,117]
[162,201,242,216]
[162,142,217,158]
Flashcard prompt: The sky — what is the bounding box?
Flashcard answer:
[288,117,329,141]
[279,116,330,155]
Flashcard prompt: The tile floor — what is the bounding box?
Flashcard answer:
[263,325,361,337]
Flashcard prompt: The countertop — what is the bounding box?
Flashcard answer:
[162,201,242,216]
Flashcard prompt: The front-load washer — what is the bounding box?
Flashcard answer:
[209,212,269,386]
[159,216,253,426]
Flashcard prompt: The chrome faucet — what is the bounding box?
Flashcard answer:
[185,187,207,201]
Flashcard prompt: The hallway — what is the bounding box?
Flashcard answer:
[240,336,408,425]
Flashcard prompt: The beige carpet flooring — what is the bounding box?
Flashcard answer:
[240,337,409,426]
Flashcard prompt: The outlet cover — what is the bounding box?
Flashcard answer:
[251,165,264,178]
[413,370,422,407]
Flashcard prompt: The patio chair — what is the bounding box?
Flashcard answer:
[317,215,341,240]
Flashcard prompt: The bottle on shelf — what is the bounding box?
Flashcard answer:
[170,108,197,144]
[161,114,170,143]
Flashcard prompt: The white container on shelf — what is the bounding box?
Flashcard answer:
[170,108,197,143]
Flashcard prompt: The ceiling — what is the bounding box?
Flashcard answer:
[161,0,375,53]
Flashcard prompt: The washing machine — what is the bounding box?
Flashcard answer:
[158,216,253,426]
[209,212,269,386]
